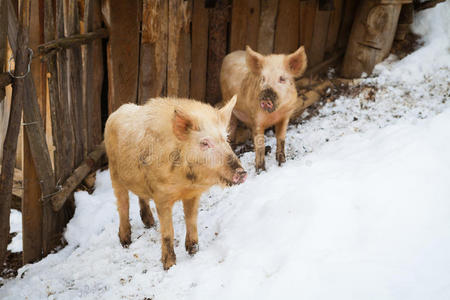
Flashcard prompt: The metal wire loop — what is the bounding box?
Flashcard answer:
[8,48,34,79]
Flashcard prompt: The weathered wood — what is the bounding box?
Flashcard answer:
[167,0,191,98]
[414,0,444,10]
[51,142,105,211]
[103,0,140,113]
[37,28,108,55]
[0,72,13,89]
[190,0,209,100]
[274,0,300,54]
[257,0,278,55]
[336,0,358,49]
[341,1,403,78]
[299,0,317,55]
[303,49,345,77]
[1,0,28,266]
[84,0,103,151]
[230,0,260,52]
[325,0,343,54]
[293,79,334,119]
[67,0,85,165]
[138,0,169,103]
[309,5,331,66]
[22,0,45,265]
[395,3,414,40]
[205,0,230,105]
[0,0,7,100]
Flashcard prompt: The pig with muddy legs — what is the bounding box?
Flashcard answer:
[220,46,307,172]
[104,96,246,270]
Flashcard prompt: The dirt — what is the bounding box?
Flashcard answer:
[0,233,23,285]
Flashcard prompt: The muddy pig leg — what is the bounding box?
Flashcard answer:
[112,177,131,247]
[156,201,176,270]
[139,198,155,228]
[275,117,289,166]
[183,196,200,255]
[253,126,266,172]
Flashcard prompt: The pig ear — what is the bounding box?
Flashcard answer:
[172,109,198,141]
[285,46,307,77]
[219,95,237,125]
[246,46,264,75]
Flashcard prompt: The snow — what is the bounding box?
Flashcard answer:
[1,2,450,299]
[7,209,22,253]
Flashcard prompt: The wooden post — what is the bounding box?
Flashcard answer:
[167,0,191,98]
[0,0,7,101]
[230,0,260,52]
[340,0,410,78]
[257,0,278,55]
[308,3,332,67]
[190,0,209,101]
[84,0,104,151]
[138,0,169,103]
[336,0,358,49]
[274,0,300,54]
[103,0,140,113]
[325,0,344,54]
[0,0,28,266]
[205,0,230,105]
[299,0,317,55]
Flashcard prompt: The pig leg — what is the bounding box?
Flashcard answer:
[139,198,155,228]
[183,196,200,255]
[113,179,131,247]
[275,118,289,166]
[253,127,266,172]
[156,201,176,270]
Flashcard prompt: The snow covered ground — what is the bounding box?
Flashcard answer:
[1,2,450,299]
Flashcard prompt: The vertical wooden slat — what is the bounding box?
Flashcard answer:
[205,0,230,105]
[190,0,208,101]
[67,0,85,165]
[167,0,191,98]
[103,0,140,113]
[230,0,260,52]
[0,0,7,101]
[336,0,358,50]
[274,0,300,54]
[257,0,278,55]
[84,0,103,149]
[325,0,343,54]
[22,0,44,264]
[308,5,331,66]
[299,0,317,54]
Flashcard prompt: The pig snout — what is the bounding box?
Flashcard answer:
[232,168,247,184]
[258,88,278,113]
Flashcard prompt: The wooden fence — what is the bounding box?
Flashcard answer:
[0,0,363,267]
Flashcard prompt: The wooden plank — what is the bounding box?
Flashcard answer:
[22,0,44,264]
[84,0,103,151]
[205,0,230,105]
[274,0,300,54]
[138,0,169,103]
[190,0,208,100]
[325,0,343,54]
[0,0,7,101]
[67,0,85,165]
[257,0,278,55]
[230,0,260,52]
[336,0,358,49]
[1,0,27,266]
[167,0,191,98]
[308,5,331,66]
[103,0,140,113]
[299,0,317,54]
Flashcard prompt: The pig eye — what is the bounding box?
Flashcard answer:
[279,76,286,84]
[200,139,213,150]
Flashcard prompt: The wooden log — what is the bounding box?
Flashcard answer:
[308,5,331,66]
[37,28,108,55]
[84,0,103,152]
[230,0,260,52]
[0,0,28,266]
[0,0,7,101]
[341,1,404,78]
[293,79,334,119]
[325,0,343,54]
[274,0,300,54]
[22,0,45,264]
[299,0,317,55]
[103,0,140,113]
[257,0,278,55]
[205,0,230,105]
[67,0,85,165]
[167,0,191,98]
[138,0,169,103]
[51,142,105,211]
[190,0,209,101]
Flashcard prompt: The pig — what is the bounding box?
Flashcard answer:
[104,96,247,270]
[220,46,307,172]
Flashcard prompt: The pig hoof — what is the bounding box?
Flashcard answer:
[255,163,266,174]
[141,212,156,229]
[119,235,132,248]
[185,241,199,255]
[276,152,286,166]
[162,254,176,270]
